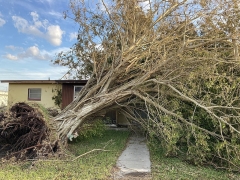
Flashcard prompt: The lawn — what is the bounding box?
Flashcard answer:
[149,142,240,180]
[0,129,130,180]
[1,127,240,180]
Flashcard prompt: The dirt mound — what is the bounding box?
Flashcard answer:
[0,102,59,160]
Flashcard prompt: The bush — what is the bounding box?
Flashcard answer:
[76,119,106,140]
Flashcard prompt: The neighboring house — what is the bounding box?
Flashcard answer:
[0,90,8,107]
[1,80,87,109]
[1,80,129,126]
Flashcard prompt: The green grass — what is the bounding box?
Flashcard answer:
[1,126,239,180]
[149,143,240,180]
[0,129,130,180]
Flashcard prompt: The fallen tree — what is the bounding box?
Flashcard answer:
[54,0,240,171]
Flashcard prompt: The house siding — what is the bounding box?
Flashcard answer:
[62,82,87,109]
[8,83,61,108]
[62,84,74,109]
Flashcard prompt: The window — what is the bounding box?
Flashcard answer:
[74,86,83,99]
[28,88,41,101]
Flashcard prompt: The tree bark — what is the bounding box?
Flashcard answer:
[54,0,240,171]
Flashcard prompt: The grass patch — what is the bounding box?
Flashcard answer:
[149,142,240,180]
[0,129,130,180]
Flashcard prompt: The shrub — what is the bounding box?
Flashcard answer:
[76,119,106,140]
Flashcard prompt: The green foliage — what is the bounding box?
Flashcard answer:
[76,119,106,140]
[35,103,49,119]
[54,0,240,172]
[158,115,183,156]
[149,139,240,180]
[143,62,240,171]
[52,88,62,108]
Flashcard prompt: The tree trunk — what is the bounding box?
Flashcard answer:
[53,0,240,171]
[55,81,133,143]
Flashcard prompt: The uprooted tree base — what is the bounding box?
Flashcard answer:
[0,103,59,161]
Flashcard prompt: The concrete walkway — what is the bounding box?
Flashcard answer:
[114,133,151,179]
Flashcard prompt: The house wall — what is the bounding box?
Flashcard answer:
[62,83,86,109]
[62,84,74,109]
[0,91,8,107]
[116,110,130,126]
[8,83,61,108]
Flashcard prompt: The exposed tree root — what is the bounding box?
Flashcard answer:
[0,103,59,161]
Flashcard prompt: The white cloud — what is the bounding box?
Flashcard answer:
[0,12,6,27]
[47,25,64,46]
[39,0,55,5]
[30,11,45,28]
[69,32,78,41]
[27,46,40,56]
[19,46,51,60]
[4,54,18,61]
[12,16,28,31]
[3,46,71,61]
[5,45,14,50]
[12,15,44,37]
[48,11,63,19]
[5,45,23,51]
[0,17,5,27]
[31,12,39,23]
[12,12,64,46]
[4,46,51,61]
[50,47,71,55]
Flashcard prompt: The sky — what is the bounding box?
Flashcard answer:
[0,0,152,91]
[0,0,82,91]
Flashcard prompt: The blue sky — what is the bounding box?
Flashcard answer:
[0,0,151,91]
[0,0,82,91]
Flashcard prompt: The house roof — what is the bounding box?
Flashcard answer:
[1,80,88,84]
[55,80,88,84]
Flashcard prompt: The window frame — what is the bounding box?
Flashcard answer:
[28,88,41,101]
[73,86,83,99]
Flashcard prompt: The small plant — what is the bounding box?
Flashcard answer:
[52,88,62,108]
[76,119,106,140]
